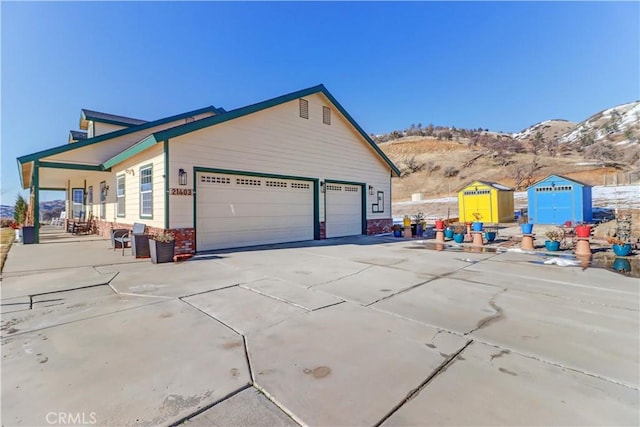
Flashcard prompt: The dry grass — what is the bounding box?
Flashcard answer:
[380,136,620,202]
[1,227,16,272]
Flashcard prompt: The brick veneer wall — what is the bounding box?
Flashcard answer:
[93,219,196,255]
[366,218,392,235]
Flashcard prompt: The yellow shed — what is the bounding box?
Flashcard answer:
[458,180,514,223]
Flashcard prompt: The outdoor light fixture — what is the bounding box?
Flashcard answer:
[178,168,187,186]
[320,181,325,193]
[369,185,374,195]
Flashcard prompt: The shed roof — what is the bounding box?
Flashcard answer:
[526,174,592,189]
[459,180,513,192]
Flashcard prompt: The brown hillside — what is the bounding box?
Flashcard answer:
[380,136,619,202]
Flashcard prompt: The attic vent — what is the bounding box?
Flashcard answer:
[323,106,331,125]
[299,99,309,119]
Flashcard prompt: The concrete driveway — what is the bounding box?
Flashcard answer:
[1,230,638,426]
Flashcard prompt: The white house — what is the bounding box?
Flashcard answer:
[17,84,400,253]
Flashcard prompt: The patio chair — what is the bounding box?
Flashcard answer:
[113,222,147,255]
[67,211,85,233]
[73,214,93,235]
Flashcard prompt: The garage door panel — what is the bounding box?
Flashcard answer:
[326,184,362,238]
[196,172,314,251]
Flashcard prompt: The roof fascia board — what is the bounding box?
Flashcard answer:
[18,105,218,165]
[101,135,159,169]
[39,161,110,172]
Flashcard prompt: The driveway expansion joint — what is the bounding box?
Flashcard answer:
[374,339,474,427]
[168,384,253,427]
[306,264,374,289]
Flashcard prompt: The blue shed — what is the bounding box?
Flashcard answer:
[527,175,593,225]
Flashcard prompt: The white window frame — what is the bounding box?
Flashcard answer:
[116,175,125,217]
[139,165,153,219]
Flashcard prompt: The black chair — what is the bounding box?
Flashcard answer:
[113,223,147,255]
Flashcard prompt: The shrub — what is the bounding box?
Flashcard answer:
[443,166,459,177]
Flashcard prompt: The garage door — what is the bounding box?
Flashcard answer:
[325,183,362,238]
[196,172,314,251]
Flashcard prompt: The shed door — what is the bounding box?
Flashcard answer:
[462,189,492,222]
[534,185,573,224]
[196,172,314,251]
[325,183,362,238]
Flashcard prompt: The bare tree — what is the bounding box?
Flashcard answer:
[511,157,541,190]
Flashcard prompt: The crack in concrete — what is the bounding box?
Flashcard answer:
[449,272,640,313]
[465,288,507,335]
[374,340,474,427]
[471,338,640,391]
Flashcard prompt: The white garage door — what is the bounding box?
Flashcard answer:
[196,172,314,251]
[325,183,362,238]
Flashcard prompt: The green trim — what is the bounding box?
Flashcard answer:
[39,161,109,172]
[17,106,219,165]
[139,163,154,220]
[116,174,125,217]
[192,167,321,248]
[164,140,170,229]
[313,180,320,239]
[150,85,400,177]
[325,179,367,235]
[101,135,158,169]
[82,113,142,128]
[39,187,66,191]
[33,161,40,243]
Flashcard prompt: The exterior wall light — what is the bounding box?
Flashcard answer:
[368,185,374,196]
[179,169,188,186]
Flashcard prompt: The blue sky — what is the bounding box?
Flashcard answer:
[2,1,639,202]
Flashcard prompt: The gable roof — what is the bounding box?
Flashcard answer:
[80,109,148,129]
[459,180,513,192]
[102,84,400,176]
[17,105,222,188]
[527,174,591,189]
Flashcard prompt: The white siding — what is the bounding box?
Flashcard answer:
[169,93,392,228]
[111,144,165,228]
[94,122,126,136]
[44,111,216,166]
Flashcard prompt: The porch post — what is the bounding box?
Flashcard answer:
[33,160,40,243]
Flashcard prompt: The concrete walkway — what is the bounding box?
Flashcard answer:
[1,230,638,426]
